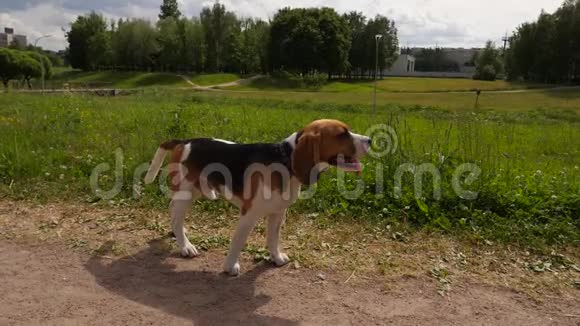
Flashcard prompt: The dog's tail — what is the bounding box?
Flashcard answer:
[144,140,184,184]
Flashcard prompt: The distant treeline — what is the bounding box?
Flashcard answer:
[506,0,580,83]
[65,0,399,79]
[0,48,53,88]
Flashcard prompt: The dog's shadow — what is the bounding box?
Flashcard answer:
[85,240,298,326]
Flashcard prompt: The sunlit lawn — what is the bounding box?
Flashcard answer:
[229,76,550,93]
[191,73,242,86]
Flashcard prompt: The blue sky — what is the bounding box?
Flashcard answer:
[0,0,564,51]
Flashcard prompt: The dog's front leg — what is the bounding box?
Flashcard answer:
[267,210,290,267]
[170,190,199,258]
[223,211,261,276]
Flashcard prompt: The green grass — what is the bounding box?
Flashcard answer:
[210,87,580,113]
[0,91,578,251]
[230,76,549,93]
[191,73,242,86]
[40,70,188,89]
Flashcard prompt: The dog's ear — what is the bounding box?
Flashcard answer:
[292,131,321,185]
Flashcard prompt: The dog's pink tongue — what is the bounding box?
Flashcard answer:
[338,159,363,173]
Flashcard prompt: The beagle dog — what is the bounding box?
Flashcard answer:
[144,119,371,275]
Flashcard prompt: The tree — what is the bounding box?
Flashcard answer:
[181,18,206,72]
[87,31,113,69]
[239,18,269,74]
[363,15,399,77]
[269,7,353,77]
[112,19,159,70]
[343,11,367,78]
[506,0,580,83]
[200,3,238,72]
[66,12,110,70]
[340,12,399,78]
[474,41,503,80]
[26,51,53,79]
[318,8,351,79]
[157,17,182,70]
[15,52,42,89]
[159,0,181,20]
[0,48,20,88]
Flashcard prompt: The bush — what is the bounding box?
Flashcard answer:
[474,64,497,81]
[302,72,328,88]
[0,48,51,88]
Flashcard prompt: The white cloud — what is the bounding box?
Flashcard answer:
[0,3,77,51]
[0,0,566,51]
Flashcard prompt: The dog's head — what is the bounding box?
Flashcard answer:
[292,119,371,185]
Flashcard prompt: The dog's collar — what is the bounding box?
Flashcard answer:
[278,141,294,176]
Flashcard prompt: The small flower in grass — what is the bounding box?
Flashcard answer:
[45,172,50,177]
[551,195,558,200]
[59,174,65,180]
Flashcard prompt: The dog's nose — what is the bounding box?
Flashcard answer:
[365,137,372,145]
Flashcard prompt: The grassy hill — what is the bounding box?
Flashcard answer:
[190,73,242,86]
[45,70,188,89]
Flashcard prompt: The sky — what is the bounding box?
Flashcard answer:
[0,0,565,52]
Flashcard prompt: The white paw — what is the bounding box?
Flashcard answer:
[180,243,199,258]
[224,261,241,276]
[271,252,290,267]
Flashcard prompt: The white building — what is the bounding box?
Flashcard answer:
[0,27,27,48]
[385,54,415,75]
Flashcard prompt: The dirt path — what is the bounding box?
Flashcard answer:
[0,200,579,325]
[178,74,264,90]
[1,239,578,326]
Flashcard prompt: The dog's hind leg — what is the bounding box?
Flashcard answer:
[223,210,261,276]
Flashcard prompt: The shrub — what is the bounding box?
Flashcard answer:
[302,71,328,88]
[474,64,497,81]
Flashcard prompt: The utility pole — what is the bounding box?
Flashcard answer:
[34,35,52,92]
[373,34,383,114]
[502,32,509,57]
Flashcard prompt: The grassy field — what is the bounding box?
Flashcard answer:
[0,90,578,252]
[190,73,242,86]
[229,76,549,93]
[212,87,580,113]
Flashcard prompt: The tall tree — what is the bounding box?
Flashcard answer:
[159,0,181,20]
[200,3,238,72]
[363,15,399,77]
[269,7,353,77]
[181,18,206,72]
[112,19,158,70]
[66,12,109,70]
[506,0,580,83]
[343,11,367,78]
[157,17,182,70]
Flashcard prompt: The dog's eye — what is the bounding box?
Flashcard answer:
[337,130,350,139]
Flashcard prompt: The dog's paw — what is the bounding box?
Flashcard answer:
[180,243,199,258]
[223,262,241,276]
[271,252,290,267]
